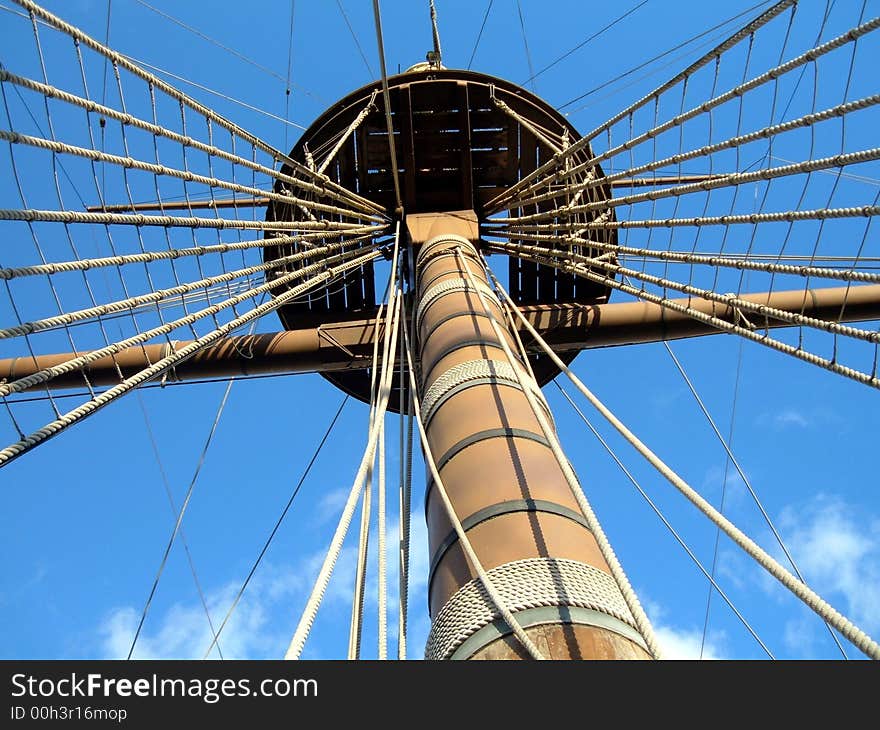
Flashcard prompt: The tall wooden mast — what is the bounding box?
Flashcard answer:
[409,211,651,659]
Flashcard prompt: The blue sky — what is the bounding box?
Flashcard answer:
[0,0,879,661]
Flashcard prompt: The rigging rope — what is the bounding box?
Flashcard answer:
[285,285,400,660]
[284,0,295,149]
[492,269,880,660]
[400,308,545,661]
[336,0,375,77]
[553,382,774,659]
[371,0,403,214]
[285,223,401,659]
[397,281,414,660]
[663,342,848,658]
[127,375,235,659]
[135,391,224,659]
[461,251,661,658]
[514,0,536,93]
[0,251,380,466]
[523,0,650,86]
[467,0,493,70]
[201,396,348,659]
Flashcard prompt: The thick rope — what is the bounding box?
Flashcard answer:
[397,275,416,660]
[287,222,400,659]
[554,382,775,659]
[491,244,880,390]
[487,204,880,233]
[485,0,796,208]
[0,226,382,280]
[488,243,880,344]
[485,232,880,283]
[493,268,880,661]
[503,147,880,224]
[0,248,379,398]
[348,302,384,660]
[487,3,871,212]
[317,92,378,176]
[457,249,662,658]
[0,252,379,467]
[661,343,849,658]
[285,288,401,659]
[0,130,381,222]
[494,93,880,212]
[400,319,545,661]
[348,463,372,659]
[0,207,374,231]
[0,67,380,214]
[377,418,388,659]
[14,0,385,215]
[0,238,375,338]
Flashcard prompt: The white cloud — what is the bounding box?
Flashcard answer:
[773,409,810,428]
[757,408,810,430]
[655,625,724,660]
[315,486,354,524]
[701,463,751,512]
[99,563,308,660]
[777,495,880,642]
[643,597,726,660]
[96,513,433,660]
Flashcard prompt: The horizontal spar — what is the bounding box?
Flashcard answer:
[2,285,878,390]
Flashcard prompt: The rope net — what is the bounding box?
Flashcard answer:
[0,0,388,465]
[484,0,880,390]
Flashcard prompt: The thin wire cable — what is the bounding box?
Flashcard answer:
[400,306,545,661]
[557,0,775,110]
[484,0,792,211]
[134,0,289,86]
[201,395,348,659]
[515,0,536,92]
[371,0,403,214]
[0,252,380,465]
[467,0,493,70]
[119,53,309,131]
[127,376,235,659]
[553,382,774,659]
[336,0,375,77]
[663,341,847,659]
[135,392,225,660]
[284,0,295,150]
[495,272,880,659]
[522,0,649,85]
[699,338,742,660]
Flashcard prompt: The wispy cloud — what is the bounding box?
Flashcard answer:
[655,625,725,660]
[701,463,751,511]
[96,512,432,660]
[756,408,810,430]
[99,563,308,660]
[776,495,880,645]
[643,597,726,660]
[315,486,353,524]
